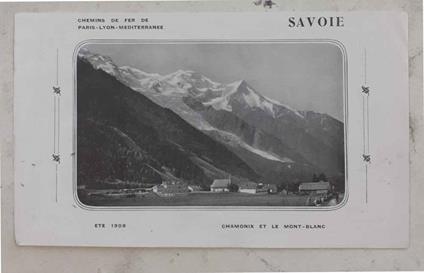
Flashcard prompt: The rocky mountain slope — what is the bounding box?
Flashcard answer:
[78,49,345,186]
[77,59,259,189]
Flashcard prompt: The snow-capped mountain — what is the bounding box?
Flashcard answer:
[79,48,305,120]
[78,49,345,183]
[201,79,305,121]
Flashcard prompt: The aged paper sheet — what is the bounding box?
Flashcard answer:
[14,11,408,248]
[1,0,421,271]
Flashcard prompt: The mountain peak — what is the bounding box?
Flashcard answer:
[165,69,207,80]
[224,80,251,98]
[228,79,248,90]
[236,79,248,88]
[168,69,193,77]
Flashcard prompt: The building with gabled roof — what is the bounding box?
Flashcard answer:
[210,178,231,192]
[238,181,258,194]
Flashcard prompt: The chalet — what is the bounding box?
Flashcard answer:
[210,178,231,192]
[144,164,190,196]
[298,181,331,195]
[238,182,258,194]
[152,181,189,197]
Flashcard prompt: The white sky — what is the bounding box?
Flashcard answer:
[84,43,344,121]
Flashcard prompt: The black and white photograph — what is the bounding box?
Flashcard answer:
[76,42,346,207]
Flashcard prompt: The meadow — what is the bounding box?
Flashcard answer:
[79,191,313,207]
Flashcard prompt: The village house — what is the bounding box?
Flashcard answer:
[210,178,231,192]
[238,181,258,194]
[298,181,331,195]
[152,180,189,197]
[256,183,278,193]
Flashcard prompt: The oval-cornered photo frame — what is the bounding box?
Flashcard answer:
[72,39,349,211]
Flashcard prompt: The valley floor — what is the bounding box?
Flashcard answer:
[78,191,343,207]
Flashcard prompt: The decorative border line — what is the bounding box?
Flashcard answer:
[361,48,371,204]
[52,48,61,203]
[72,39,349,211]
